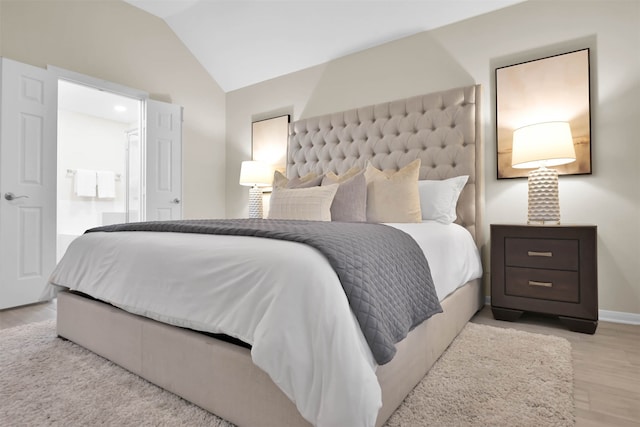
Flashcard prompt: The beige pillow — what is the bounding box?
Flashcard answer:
[267,184,339,221]
[273,170,322,189]
[324,166,361,182]
[364,159,422,223]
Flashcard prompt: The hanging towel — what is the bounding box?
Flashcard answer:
[74,169,96,197]
[97,170,116,199]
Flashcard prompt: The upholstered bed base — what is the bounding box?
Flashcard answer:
[57,278,482,427]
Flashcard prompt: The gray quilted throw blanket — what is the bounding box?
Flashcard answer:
[88,219,442,364]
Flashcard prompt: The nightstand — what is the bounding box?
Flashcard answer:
[490,224,598,334]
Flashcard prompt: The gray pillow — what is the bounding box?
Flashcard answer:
[322,169,367,222]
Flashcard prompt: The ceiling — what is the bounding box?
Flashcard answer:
[58,80,141,124]
[124,0,525,92]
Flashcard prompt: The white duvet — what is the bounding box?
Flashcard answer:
[47,221,482,427]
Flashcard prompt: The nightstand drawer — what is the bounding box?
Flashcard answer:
[505,266,579,303]
[505,237,579,270]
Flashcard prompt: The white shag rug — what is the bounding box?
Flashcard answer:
[0,321,574,426]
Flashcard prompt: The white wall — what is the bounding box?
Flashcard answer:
[226,0,640,316]
[57,110,129,236]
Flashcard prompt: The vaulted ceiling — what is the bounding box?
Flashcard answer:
[124,0,525,92]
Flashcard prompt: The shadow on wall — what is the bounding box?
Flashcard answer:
[300,31,476,119]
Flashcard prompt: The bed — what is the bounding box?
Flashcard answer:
[48,84,484,427]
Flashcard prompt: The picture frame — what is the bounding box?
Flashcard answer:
[251,114,290,173]
[495,48,592,179]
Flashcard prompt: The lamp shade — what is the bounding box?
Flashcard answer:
[239,161,273,187]
[511,121,576,169]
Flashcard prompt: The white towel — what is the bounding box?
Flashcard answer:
[97,170,116,199]
[74,169,96,197]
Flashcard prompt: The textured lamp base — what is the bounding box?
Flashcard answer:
[527,166,560,224]
[248,186,264,219]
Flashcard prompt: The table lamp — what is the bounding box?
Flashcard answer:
[511,121,576,224]
[239,160,274,218]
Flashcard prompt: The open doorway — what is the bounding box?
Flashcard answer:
[0,58,183,309]
[56,80,142,261]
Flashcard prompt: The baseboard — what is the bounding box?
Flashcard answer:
[483,296,640,325]
[599,310,640,325]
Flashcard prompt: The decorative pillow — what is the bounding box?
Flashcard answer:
[273,170,322,189]
[364,159,422,223]
[418,175,468,223]
[267,184,339,221]
[322,168,367,222]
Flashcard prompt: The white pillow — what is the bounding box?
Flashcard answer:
[418,176,468,223]
[267,184,339,221]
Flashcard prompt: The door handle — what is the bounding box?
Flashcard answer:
[4,192,29,201]
[170,198,180,204]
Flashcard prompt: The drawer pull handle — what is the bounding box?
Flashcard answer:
[528,280,553,288]
[528,251,552,257]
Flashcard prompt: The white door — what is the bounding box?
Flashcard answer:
[0,58,57,309]
[144,99,182,221]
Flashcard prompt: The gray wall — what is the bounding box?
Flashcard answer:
[0,0,227,219]
[226,0,640,315]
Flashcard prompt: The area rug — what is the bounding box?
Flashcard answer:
[0,321,574,426]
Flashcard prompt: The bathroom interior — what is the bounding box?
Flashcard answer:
[56,80,142,261]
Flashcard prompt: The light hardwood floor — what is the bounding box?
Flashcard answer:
[1,301,638,426]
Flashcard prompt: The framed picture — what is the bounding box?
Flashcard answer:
[251,115,290,173]
[495,49,592,179]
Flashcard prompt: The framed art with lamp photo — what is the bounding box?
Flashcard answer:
[251,114,290,174]
[495,48,592,180]
[241,114,290,218]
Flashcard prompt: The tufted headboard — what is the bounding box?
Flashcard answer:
[287,85,483,243]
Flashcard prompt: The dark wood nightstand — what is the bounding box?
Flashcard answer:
[491,224,598,334]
